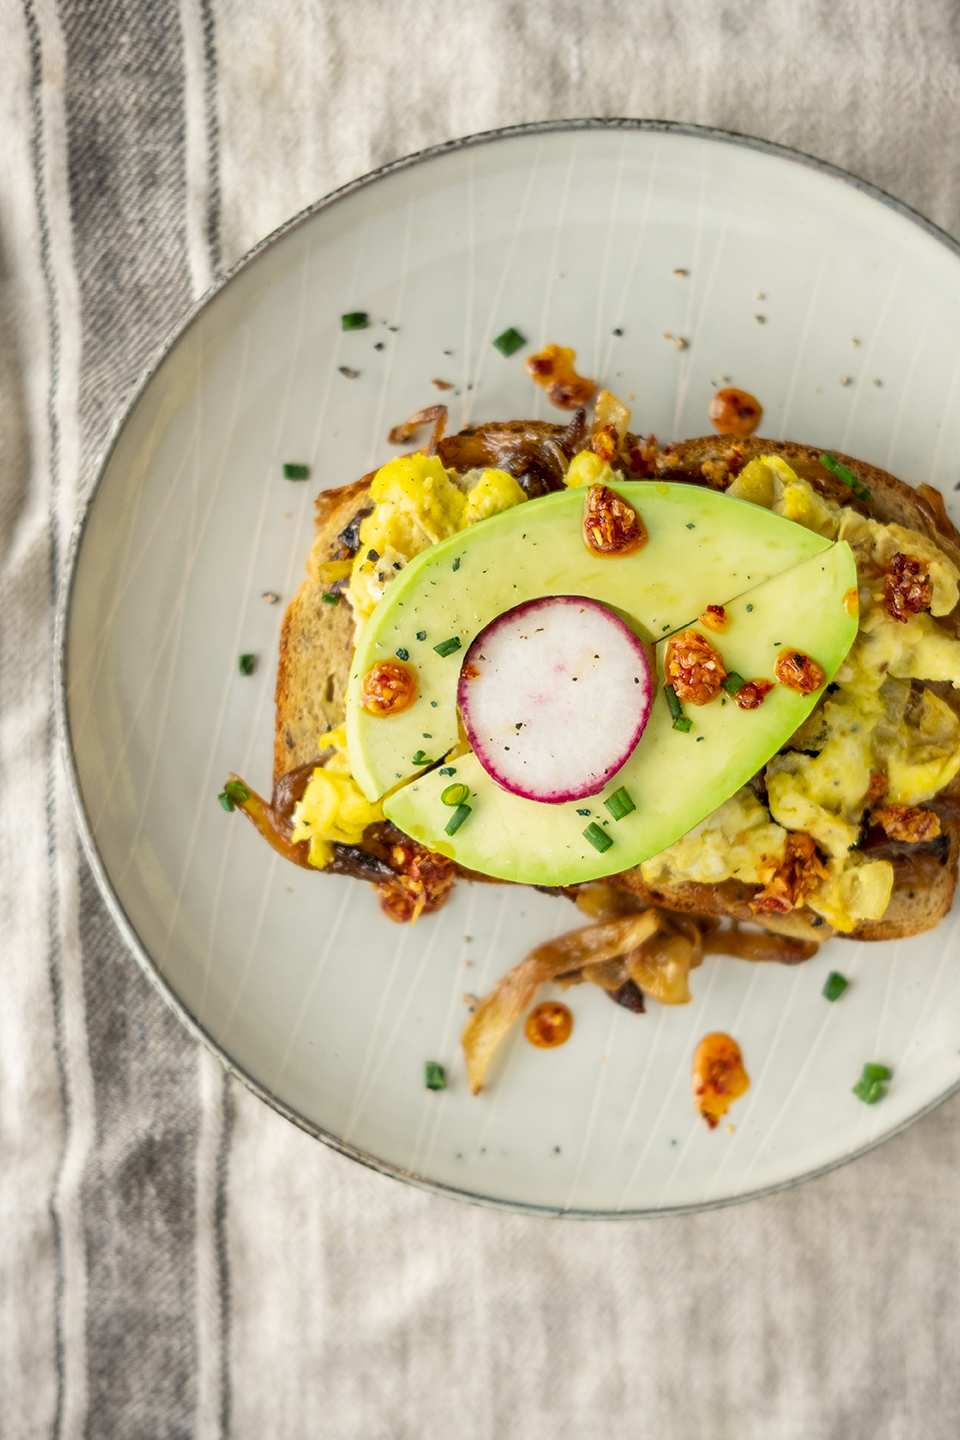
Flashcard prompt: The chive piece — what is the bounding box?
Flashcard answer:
[722,672,746,696]
[321,592,340,605]
[341,311,369,331]
[238,654,255,675]
[424,1060,446,1091]
[664,684,682,721]
[416,630,427,641]
[852,1062,891,1104]
[283,462,309,480]
[823,971,848,1002]
[583,822,613,853]
[820,451,872,500]
[396,647,409,661]
[441,782,470,807]
[412,750,435,766]
[438,766,457,776]
[453,557,461,572]
[604,787,636,821]
[445,803,471,835]
[218,791,235,812]
[224,780,250,805]
[673,716,693,733]
[493,326,525,356]
[434,636,462,658]
[576,808,591,816]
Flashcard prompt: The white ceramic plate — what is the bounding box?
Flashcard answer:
[60,120,960,1216]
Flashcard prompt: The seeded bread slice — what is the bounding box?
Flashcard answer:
[275,437,960,940]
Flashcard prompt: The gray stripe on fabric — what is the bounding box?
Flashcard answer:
[57,1,203,1433]
[22,2,67,1434]
[58,0,193,470]
[215,1075,235,1440]
[78,862,200,1440]
[199,0,221,276]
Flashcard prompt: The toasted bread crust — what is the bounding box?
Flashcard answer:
[276,435,960,940]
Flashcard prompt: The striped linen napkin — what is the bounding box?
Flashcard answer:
[5,2,960,1436]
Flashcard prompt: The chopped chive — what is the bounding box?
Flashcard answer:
[438,766,457,776]
[823,971,848,1002]
[217,779,251,812]
[424,1060,446,1091]
[852,1062,891,1104]
[434,636,462,658]
[820,451,872,500]
[576,808,591,816]
[441,782,470,807]
[493,326,525,356]
[746,604,754,613]
[444,803,471,835]
[321,592,340,605]
[673,716,693,733]
[604,787,636,821]
[416,630,427,641]
[583,822,613,853]
[452,557,461,572]
[238,654,255,675]
[341,311,369,330]
[412,750,435,766]
[282,462,309,480]
[396,647,409,661]
[664,684,682,721]
[722,672,746,696]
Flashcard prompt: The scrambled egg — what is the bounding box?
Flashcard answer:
[563,451,618,489]
[642,788,786,886]
[347,454,525,631]
[646,456,960,930]
[290,726,385,869]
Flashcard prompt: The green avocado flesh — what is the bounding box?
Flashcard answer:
[346,482,831,799]
[383,545,857,884]
[344,481,857,885]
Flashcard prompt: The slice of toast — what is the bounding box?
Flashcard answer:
[274,476,372,782]
[274,437,960,940]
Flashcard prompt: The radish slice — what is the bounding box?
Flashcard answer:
[457,595,652,803]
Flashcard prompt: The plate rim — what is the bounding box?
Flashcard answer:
[55,115,960,1219]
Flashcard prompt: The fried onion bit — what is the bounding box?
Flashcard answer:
[387,404,448,453]
[461,911,659,1093]
[581,483,648,558]
[774,648,826,696]
[665,629,728,705]
[871,804,942,843]
[883,552,933,623]
[750,832,828,916]
[525,344,597,410]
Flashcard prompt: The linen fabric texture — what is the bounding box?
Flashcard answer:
[4,2,960,1436]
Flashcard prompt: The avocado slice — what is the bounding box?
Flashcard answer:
[346,482,832,800]
[383,543,858,885]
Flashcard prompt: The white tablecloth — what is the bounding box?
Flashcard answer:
[4,2,960,1434]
